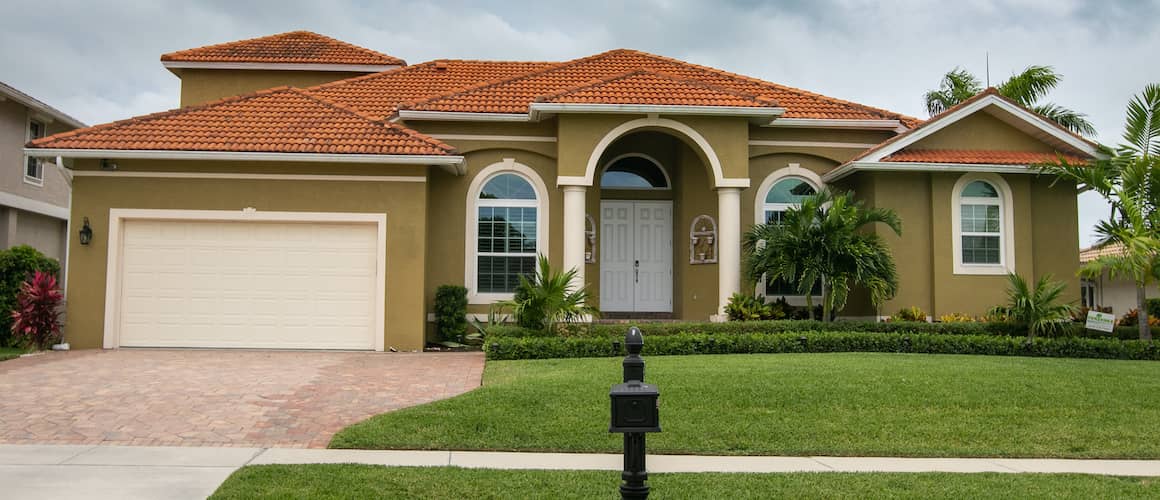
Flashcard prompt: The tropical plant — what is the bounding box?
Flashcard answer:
[10,271,63,350]
[891,306,928,322]
[743,189,901,322]
[725,293,783,321]
[434,285,468,342]
[923,66,1095,136]
[495,255,598,334]
[466,307,510,346]
[1036,83,1160,340]
[990,273,1077,340]
[0,245,60,347]
[939,313,976,323]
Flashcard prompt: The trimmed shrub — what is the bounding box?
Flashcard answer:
[434,285,468,341]
[0,246,60,347]
[484,331,1160,362]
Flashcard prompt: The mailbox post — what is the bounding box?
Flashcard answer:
[609,327,660,499]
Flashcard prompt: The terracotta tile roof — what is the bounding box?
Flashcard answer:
[846,88,1097,166]
[534,70,780,107]
[29,87,453,156]
[161,31,405,66]
[1080,242,1125,263]
[398,49,918,123]
[309,59,558,120]
[884,149,1089,165]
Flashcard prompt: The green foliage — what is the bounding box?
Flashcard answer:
[433,285,468,342]
[725,293,784,321]
[494,255,598,334]
[484,330,1160,362]
[1147,298,1160,320]
[923,65,1095,136]
[0,246,60,347]
[991,273,1077,340]
[744,189,901,321]
[891,306,928,322]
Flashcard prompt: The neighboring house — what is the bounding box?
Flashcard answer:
[1,81,84,261]
[25,31,1097,352]
[1079,242,1158,316]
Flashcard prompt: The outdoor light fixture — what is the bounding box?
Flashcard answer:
[78,217,93,245]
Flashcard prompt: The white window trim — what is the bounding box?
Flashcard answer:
[753,164,825,305]
[465,158,550,304]
[24,117,45,186]
[599,153,672,190]
[951,173,1015,275]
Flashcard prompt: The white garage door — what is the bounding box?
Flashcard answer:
[115,218,379,350]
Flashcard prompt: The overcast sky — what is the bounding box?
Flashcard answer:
[3,0,1158,245]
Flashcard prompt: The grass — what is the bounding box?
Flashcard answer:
[210,465,1160,499]
[332,353,1160,458]
[0,346,25,362]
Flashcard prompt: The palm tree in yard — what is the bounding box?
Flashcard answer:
[924,66,1096,137]
[993,273,1077,340]
[1037,84,1160,340]
[743,190,902,322]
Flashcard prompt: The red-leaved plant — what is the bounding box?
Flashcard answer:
[10,271,63,350]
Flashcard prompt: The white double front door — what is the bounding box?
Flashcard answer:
[599,201,672,313]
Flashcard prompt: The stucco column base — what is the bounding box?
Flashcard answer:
[716,187,742,318]
[561,185,588,297]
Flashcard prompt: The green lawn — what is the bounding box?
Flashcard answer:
[0,347,25,362]
[210,465,1160,499]
[332,353,1160,458]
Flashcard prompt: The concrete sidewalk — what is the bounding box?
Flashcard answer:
[4,444,1160,500]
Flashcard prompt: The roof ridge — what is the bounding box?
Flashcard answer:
[533,68,780,106]
[622,49,918,124]
[397,49,629,111]
[30,86,299,147]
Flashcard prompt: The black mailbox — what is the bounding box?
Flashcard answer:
[609,380,660,433]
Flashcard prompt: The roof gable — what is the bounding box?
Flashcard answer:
[161,31,405,67]
[28,87,453,156]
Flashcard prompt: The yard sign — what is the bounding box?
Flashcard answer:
[1085,310,1115,333]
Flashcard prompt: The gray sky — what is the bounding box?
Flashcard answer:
[3,0,1158,246]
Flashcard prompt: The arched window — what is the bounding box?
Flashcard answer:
[466,160,549,302]
[952,173,1013,274]
[755,166,824,299]
[600,154,670,189]
[763,177,817,224]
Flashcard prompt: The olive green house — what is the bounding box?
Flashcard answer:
[26,31,1098,351]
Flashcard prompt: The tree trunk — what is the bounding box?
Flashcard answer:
[805,288,815,321]
[822,281,832,323]
[1137,283,1152,341]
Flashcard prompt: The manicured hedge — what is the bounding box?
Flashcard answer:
[488,320,1142,341]
[484,331,1159,362]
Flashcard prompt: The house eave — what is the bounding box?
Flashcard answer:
[395,110,533,122]
[161,60,402,74]
[25,148,466,174]
[528,102,786,123]
[765,118,904,131]
[823,161,1037,182]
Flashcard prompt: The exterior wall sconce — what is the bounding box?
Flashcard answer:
[79,217,93,245]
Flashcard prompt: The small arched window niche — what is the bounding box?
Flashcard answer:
[600,154,671,190]
[465,159,550,303]
[952,173,1014,275]
[585,214,597,264]
[690,215,717,264]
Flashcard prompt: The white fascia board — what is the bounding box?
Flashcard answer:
[0,82,86,129]
[748,139,879,149]
[823,161,1035,182]
[858,95,1100,163]
[25,148,464,168]
[528,103,786,122]
[396,110,532,122]
[765,118,902,130]
[161,60,401,73]
[0,191,69,220]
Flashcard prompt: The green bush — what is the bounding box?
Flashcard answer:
[725,293,782,321]
[434,285,468,341]
[1147,299,1160,320]
[487,319,1141,341]
[484,331,1159,362]
[0,246,60,347]
[891,306,928,322]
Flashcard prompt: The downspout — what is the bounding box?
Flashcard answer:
[53,155,71,350]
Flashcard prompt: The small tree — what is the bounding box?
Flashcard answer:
[991,273,1076,340]
[496,255,598,334]
[10,271,63,350]
[923,65,1095,136]
[0,245,60,347]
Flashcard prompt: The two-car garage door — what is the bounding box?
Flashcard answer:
[110,213,382,350]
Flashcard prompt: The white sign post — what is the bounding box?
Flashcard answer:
[1085,310,1115,333]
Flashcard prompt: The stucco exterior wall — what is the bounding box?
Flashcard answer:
[0,98,72,208]
[911,112,1057,152]
[176,68,371,107]
[1,207,66,260]
[63,158,429,351]
[1088,271,1158,317]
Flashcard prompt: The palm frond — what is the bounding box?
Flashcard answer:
[1030,102,1097,137]
[924,68,982,116]
[998,65,1061,107]
[1121,83,1160,157]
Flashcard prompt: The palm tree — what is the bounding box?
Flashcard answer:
[924,66,1096,137]
[497,255,599,334]
[992,273,1077,340]
[743,190,902,321]
[1037,84,1160,340]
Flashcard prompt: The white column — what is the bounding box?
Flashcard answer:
[715,187,742,321]
[562,185,587,291]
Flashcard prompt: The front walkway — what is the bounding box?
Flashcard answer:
[0,349,484,448]
[4,444,1160,500]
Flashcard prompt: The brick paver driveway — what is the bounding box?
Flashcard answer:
[0,349,483,448]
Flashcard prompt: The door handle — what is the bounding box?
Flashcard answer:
[634,260,639,283]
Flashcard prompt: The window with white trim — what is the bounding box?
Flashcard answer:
[25,119,45,184]
[476,173,538,293]
[959,180,1002,265]
[601,155,669,189]
[760,176,822,297]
